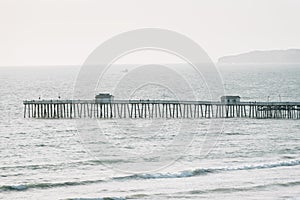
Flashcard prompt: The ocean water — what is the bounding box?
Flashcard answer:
[0,64,300,200]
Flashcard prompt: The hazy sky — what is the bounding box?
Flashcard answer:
[1,0,300,66]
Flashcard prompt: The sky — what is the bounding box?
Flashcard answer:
[1,0,300,66]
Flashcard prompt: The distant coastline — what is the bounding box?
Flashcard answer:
[218,49,300,64]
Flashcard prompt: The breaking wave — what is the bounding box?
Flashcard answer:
[115,159,300,180]
[1,160,299,192]
[0,179,104,192]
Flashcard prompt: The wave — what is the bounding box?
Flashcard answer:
[113,168,213,180]
[2,160,299,192]
[0,179,105,192]
[224,132,250,135]
[182,180,300,195]
[0,159,127,171]
[114,159,300,180]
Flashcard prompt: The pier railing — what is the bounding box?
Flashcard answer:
[23,100,300,119]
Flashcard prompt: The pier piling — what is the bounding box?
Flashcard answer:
[23,100,300,119]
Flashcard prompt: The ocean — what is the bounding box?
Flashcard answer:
[0,64,299,199]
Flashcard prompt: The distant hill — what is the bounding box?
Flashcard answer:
[218,49,300,64]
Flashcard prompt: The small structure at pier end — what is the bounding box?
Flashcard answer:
[95,93,114,103]
[221,96,241,103]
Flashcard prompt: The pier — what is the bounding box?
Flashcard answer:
[23,99,300,119]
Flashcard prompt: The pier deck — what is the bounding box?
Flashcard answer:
[23,100,300,119]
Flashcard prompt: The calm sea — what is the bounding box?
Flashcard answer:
[0,64,299,199]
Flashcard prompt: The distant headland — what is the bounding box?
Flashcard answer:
[218,49,300,64]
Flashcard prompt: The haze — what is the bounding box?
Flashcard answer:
[1,0,300,66]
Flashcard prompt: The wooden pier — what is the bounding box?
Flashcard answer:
[23,99,300,119]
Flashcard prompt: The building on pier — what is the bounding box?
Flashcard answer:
[95,93,114,103]
[221,96,241,103]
